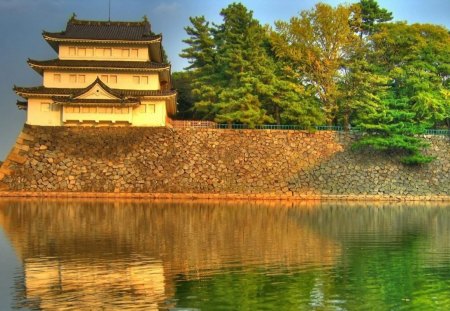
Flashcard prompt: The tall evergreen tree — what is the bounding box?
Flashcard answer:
[172,71,195,119]
[212,3,274,126]
[358,0,393,36]
[180,3,325,127]
[179,16,219,119]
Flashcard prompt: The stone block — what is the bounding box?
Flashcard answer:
[18,132,34,142]
[0,182,9,191]
[0,168,13,176]
[15,144,30,152]
[8,152,27,164]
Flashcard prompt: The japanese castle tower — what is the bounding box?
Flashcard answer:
[14,15,177,127]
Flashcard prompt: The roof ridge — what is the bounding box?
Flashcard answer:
[68,16,150,27]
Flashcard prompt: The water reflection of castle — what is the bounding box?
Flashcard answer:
[23,258,165,310]
[0,200,341,310]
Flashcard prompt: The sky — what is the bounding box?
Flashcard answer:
[0,0,449,160]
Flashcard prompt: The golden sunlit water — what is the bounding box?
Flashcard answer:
[0,199,449,310]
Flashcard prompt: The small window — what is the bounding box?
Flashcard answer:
[73,106,80,113]
[86,48,94,56]
[65,106,74,113]
[148,104,155,113]
[103,48,112,56]
[141,76,149,84]
[110,75,117,84]
[98,107,106,113]
[131,49,139,58]
[53,74,61,82]
[69,74,77,83]
[82,107,90,113]
[101,75,109,83]
[40,103,51,112]
[78,48,86,56]
[68,47,76,56]
[78,75,86,83]
[133,76,140,84]
[121,49,130,57]
[137,104,146,113]
[89,107,97,113]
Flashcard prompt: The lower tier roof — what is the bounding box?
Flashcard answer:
[14,85,177,98]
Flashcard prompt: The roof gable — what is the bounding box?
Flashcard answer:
[75,77,120,100]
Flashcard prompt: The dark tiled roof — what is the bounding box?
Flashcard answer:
[16,100,28,110]
[28,59,170,75]
[14,85,177,98]
[53,97,140,107]
[43,17,161,42]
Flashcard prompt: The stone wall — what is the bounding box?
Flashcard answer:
[0,125,449,196]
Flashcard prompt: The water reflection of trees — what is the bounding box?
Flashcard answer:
[288,202,450,262]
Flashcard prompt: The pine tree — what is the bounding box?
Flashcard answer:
[358,0,393,36]
[179,16,219,119]
[212,3,274,126]
[353,22,450,165]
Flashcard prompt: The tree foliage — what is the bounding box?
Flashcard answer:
[176,0,449,164]
[353,22,450,164]
[271,3,361,124]
[179,3,324,128]
[358,0,393,36]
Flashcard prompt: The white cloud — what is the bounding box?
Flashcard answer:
[0,0,63,10]
[154,2,179,14]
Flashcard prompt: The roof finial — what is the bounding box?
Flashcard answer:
[108,0,111,22]
[143,15,148,22]
[70,12,77,21]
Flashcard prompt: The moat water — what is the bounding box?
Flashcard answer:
[0,199,449,310]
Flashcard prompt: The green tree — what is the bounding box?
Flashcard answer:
[172,71,195,119]
[179,16,219,119]
[212,3,274,127]
[271,3,362,124]
[353,22,450,164]
[358,0,393,36]
[337,40,388,130]
[179,3,325,127]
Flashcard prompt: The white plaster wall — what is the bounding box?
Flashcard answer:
[26,100,168,127]
[62,106,133,124]
[27,98,62,126]
[132,100,166,126]
[43,70,160,90]
[59,45,149,61]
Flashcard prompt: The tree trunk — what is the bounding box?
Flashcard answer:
[343,112,350,131]
[275,105,281,125]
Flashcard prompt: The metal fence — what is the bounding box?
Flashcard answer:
[170,120,450,136]
[171,120,218,128]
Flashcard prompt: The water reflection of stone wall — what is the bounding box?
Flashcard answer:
[0,126,449,196]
